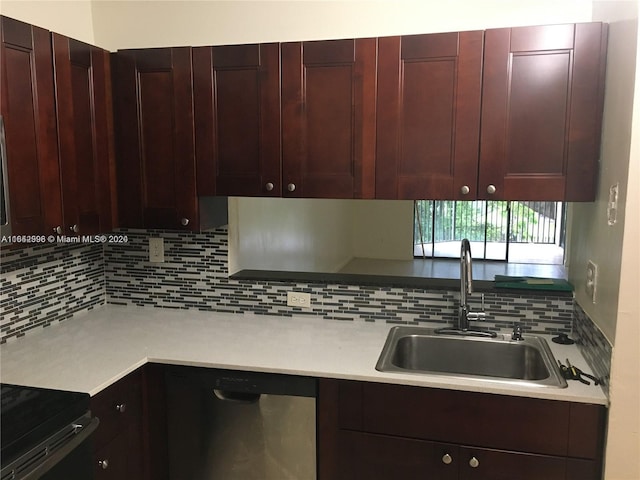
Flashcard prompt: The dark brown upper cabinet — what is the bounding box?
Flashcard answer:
[193,43,281,197]
[281,39,377,198]
[113,48,198,230]
[375,31,484,200]
[52,33,116,236]
[1,16,62,236]
[479,23,608,201]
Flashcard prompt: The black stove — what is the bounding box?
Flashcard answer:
[1,384,98,480]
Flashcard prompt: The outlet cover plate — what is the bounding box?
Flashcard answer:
[287,291,311,309]
[149,237,165,263]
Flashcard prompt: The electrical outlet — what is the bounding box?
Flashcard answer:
[287,291,311,309]
[149,237,165,263]
[586,261,597,304]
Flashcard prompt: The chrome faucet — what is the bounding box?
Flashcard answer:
[435,239,495,337]
[459,239,474,330]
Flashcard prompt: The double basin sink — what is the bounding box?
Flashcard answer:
[376,326,567,388]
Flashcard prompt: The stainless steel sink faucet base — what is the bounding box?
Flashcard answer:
[435,239,497,338]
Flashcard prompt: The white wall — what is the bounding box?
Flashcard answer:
[91,0,592,51]
[229,197,355,274]
[229,198,414,275]
[351,200,413,261]
[1,0,94,44]
[587,3,640,479]
[569,1,638,344]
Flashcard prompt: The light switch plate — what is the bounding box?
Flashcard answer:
[586,261,597,304]
[607,183,619,226]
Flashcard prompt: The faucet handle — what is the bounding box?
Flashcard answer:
[512,323,524,341]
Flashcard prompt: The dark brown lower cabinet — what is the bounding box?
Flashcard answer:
[94,423,143,480]
[91,369,143,480]
[338,430,458,480]
[319,379,605,480]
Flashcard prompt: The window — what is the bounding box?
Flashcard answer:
[414,201,565,264]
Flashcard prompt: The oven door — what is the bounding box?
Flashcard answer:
[1,413,99,480]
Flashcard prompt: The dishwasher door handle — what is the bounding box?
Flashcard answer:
[213,389,261,404]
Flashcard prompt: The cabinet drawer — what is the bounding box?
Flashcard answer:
[91,370,142,450]
[355,382,604,459]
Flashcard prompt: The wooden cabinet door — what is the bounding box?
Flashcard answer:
[91,369,143,480]
[337,430,459,480]
[113,48,197,230]
[94,422,143,480]
[53,33,116,236]
[1,16,62,235]
[281,39,376,198]
[194,43,281,197]
[458,446,568,480]
[376,31,483,200]
[479,23,607,201]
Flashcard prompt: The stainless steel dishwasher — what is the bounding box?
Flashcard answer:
[165,366,317,480]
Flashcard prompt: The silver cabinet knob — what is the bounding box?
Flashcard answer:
[180,218,189,226]
[469,456,480,468]
[115,403,126,413]
[486,184,496,195]
[53,226,63,235]
[287,183,296,192]
[69,224,79,233]
[265,182,274,191]
[98,459,109,470]
[442,453,453,465]
[460,185,470,195]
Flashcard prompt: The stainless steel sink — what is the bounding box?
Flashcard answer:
[376,326,567,388]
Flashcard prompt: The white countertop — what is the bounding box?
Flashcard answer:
[0,305,607,405]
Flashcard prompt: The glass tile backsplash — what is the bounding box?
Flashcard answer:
[0,227,612,398]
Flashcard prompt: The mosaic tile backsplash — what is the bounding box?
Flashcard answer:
[105,228,574,335]
[1,243,105,343]
[574,303,613,397]
[1,226,612,396]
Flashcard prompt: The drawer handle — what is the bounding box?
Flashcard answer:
[469,456,480,468]
[115,403,126,413]
[98,459,109,470]
[442,453,453,465]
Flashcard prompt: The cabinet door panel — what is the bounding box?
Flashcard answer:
[479,23,607,201]
[194,43,281,197]
[338,431,458,480]
[1,16,62,235]
[53,34,115,235]
[459,446,567,480]
[376,31,483,200]
[94,422,143,480]
[282,39,376,198]
[361,382,573,457]
[113,48,197,230]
